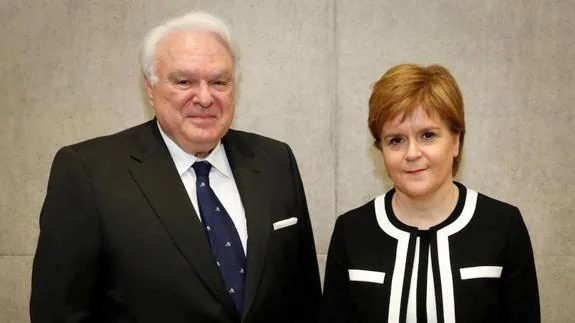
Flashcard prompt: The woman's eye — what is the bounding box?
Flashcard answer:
[389,137,404,145]
[422,132,436,140]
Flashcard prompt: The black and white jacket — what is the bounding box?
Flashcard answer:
[320,182,540,323]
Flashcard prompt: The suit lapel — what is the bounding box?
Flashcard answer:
[223,130,272,319]
[127,122,238,319]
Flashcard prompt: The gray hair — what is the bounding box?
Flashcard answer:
[140,11,239,86]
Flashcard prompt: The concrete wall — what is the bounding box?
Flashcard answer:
[1,0,573,321]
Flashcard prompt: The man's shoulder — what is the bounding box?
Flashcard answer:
[66,121,153,150]
[57,120,155,162]
[224,129,290,154]
[225,129,286,147]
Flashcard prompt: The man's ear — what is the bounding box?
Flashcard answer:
[144,77,154,107]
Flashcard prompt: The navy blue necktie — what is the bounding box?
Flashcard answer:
[192,161,245,313]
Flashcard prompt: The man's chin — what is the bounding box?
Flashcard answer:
[183,129,225,145]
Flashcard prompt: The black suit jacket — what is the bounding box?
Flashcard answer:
[31,120,321,323]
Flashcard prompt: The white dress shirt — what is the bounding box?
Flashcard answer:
[158,125,248,253]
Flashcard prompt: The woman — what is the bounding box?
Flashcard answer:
[320,64,540,323]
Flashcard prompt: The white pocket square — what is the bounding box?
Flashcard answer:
[460,266,503,280]
[273,217,298,230]
[348,269,386,284]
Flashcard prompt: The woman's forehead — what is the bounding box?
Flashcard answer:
[386,104,442,125]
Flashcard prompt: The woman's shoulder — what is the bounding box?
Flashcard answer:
[474,190,520,215]
[338,199,377,224]
[332,197,394,244]
[459,183,523,224]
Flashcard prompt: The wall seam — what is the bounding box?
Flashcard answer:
[331,0,339,219]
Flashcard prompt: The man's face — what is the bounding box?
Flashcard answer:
[146,29,235,156]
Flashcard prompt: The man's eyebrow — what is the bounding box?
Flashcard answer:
[212,71,233,79]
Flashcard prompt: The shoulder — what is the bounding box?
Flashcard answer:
[223,129,296,164]
[225,129,288,150]
[462,184,525,233]
[331,198,400,252]
[472,188,521,219]
[62,121,152,155]
[336,200,377,231]
[52,121,154,167]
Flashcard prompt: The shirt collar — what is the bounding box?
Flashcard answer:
[157,121,233,178]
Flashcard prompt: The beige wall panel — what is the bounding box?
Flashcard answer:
[538,256,575,322]
[336,0,574,322]
[317,254,328,288]
[0,256,32,323]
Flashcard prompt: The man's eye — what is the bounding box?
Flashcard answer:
[422,132,436,140]
[177,80,190,85]
[211,80,228,87]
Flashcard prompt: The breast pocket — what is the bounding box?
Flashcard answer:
[348,269,391,320]
[269,216,300,259]
[456,265,502,315]
[265,216,300,296]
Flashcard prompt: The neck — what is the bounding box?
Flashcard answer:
[179,140,218,159]
[179,141,216,159]
[193,150,212,159]
[392,181,459,230]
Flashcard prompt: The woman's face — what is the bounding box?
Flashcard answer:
[380,106,460,200]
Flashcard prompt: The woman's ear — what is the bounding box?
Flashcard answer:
[453,132,461,157]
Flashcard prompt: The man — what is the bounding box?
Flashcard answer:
[30,11,321,323]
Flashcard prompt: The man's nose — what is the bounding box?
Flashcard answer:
[194,81,213,107]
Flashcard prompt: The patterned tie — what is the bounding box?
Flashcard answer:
[192,161,245,313]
